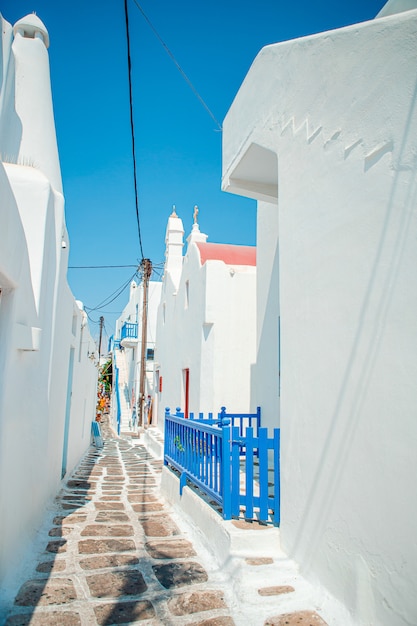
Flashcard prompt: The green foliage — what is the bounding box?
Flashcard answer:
[99,359,112,392]
[174,436,184,452]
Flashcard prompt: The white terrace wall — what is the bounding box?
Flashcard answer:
[0,14,97,610]
[222,8,417,626]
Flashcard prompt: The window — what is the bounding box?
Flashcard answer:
[146,348,154,361]
[71,313,77,336]
[185,280,189,309]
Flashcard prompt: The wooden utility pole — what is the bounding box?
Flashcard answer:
[98,316,104,360]
[138,259,152,426]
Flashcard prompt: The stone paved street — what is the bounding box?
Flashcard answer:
[5,417,234,626]
[4,415,336,626]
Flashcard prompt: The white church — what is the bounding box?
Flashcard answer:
[154,208,257,429]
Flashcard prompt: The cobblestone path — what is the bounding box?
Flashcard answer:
[5,422,234,626]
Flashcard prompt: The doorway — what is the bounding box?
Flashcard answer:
[61,347,75,478]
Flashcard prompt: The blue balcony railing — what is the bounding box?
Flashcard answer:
[120,322,138,341]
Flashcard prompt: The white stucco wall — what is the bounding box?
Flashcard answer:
[155,215,256,432]
[252,201,280,431]
[0,14,97,611]
[115,280,161,427]
[222,8,417,626]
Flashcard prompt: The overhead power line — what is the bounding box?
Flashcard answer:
[124,0,145,259]
[68,264,138,269]
[86,269,139,312]
[131,0,223,131]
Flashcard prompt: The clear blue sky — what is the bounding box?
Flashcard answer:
[3,0,386,344]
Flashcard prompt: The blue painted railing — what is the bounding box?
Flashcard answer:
[165,410,226,506]
[108,335,120,352]
[171,406,261,456]
[172,406,260,435]
[164,408,280,525]
[121,322,138,340]
[218,406,261,437]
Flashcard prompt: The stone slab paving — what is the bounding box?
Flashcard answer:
[4,416,333,626]
[5,420,235,626]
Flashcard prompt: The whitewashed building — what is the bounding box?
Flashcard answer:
[113,279,162,432]
[222,1,417,624]
[154,209,257,431]
[0,13,97,609]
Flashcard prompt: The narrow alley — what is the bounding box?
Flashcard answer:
[4,414,334,626]
[5,415,235,626]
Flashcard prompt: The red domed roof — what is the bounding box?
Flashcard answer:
[196,242,256,266]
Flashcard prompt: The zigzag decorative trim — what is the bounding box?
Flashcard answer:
[279,116,394,170]
[281,116,323,144]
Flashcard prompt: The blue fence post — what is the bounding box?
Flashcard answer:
[164,408,171,465]
[221,418,231,519]
[258,428,269,520]
[274,428,280,525]
[231,425,240,517]
[245,427,255,519]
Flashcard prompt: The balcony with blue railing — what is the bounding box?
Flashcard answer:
[120,322,138,348]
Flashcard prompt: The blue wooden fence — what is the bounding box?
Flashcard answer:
[164,408,280,525]
[171,406,260,434]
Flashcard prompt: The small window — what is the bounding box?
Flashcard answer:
[72,313,77,336]
[146,348,154,361]
[185,280,189,309]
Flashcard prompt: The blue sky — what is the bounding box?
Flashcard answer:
[3,0,386,343]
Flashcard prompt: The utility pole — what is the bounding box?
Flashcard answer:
[138,259,152,426]
[98,316,104,361]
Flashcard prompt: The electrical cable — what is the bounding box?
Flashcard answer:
[86,270,139,312]
[131,0,223,131]
[124,0,145,259]
[86,311,101,325]
[68,264,138,269]
[152,268,163,279]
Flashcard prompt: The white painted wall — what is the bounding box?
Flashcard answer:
[0,14,97,612]
[222,7,417,626]
[155,212,256,432]
[252,201,280,431]
[114,279,161,430]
